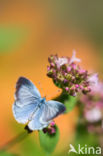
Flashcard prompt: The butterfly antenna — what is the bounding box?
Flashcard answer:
[47,89,61,99]
[38,82,45,97]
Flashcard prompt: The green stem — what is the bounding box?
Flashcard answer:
[54,91,69,102]
[0,126,32,152]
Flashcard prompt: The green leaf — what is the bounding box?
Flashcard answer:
[0,151,15,156]
[64,96,77,113]
[11,123,44,156]
[19,134,44,156]
[39,126,59,154]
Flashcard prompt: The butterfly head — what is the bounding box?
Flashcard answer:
[40,97,46,103]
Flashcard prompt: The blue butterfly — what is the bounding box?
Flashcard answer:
[12,77,65,130]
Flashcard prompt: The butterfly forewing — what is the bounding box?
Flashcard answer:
[15,77,41,104]
[13,77,41,124]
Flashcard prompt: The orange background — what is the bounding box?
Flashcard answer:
[0,1,102,155]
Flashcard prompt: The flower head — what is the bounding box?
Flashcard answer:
[88,73,98,88]
[56,57,68,68]
[47,51,96,96]
[43,121,56,134]
[81,81,103,124]
[84,107,102,123]
[69,50,81,64]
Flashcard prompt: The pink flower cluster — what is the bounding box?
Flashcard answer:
[47,51,97,96]
[43,121,56,134]
[81,81,103,123]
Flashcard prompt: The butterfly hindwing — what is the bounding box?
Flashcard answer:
[40,100,66,124]
[28,100,65,130]
[13,102,39,124]
[28,104,50,130]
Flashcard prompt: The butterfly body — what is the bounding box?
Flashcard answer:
[13,77,65,130]
[39,98,46,106]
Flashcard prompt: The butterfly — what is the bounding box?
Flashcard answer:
[12,77,66,130]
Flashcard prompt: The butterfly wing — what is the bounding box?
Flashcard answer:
[13,102,39,124]
[15,77,41,106]
[40,100,66,124]
[27,100,65,130]
[13,77,65,130]
[13,77,41,124]
[28,104,50,130]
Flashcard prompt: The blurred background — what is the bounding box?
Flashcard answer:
[0,1,103,155]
